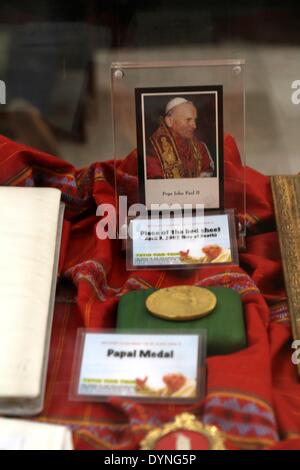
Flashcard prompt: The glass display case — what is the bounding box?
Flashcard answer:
[0,1,300,452]
[0,2,298,174]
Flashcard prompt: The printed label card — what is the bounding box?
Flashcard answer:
[127,210,238,270]
[70,331,206,404]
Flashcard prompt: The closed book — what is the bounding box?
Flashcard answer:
[271,175,300,375]
[0,187,64,415]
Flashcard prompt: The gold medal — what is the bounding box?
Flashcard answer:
[141,413,226,450]
[146,286,217,321]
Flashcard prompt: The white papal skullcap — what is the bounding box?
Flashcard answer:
[165,97,188,115]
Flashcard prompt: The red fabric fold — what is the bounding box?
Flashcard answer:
[0,133,299,450]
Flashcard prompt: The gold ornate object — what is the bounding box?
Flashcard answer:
[271,175,300,375]
[141,412,226,450]
[146,286,217,321]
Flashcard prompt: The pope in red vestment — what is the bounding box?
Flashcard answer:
[146,97,214,179]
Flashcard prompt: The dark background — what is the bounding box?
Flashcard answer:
[0,0,300,156]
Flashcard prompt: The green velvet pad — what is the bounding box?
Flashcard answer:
[116,287,247,356]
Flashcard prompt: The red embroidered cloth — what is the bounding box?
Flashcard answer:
[0,134,299,450]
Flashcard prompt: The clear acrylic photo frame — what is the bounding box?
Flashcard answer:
[111,60,246,239]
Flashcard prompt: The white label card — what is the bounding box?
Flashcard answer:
[76,333,201,402]
[0,436,25,450]
[130,213,234,267]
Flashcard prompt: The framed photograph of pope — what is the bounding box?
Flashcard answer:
[135,85,224,210]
